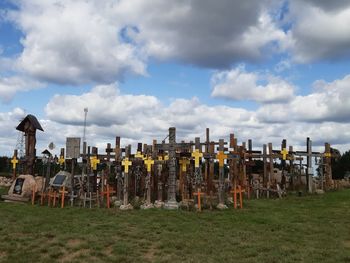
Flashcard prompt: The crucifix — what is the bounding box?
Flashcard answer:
[141,157,154,209]
[295,137,322,193]
[179,157,190,201]
[216,139,228,210]
[11,150,19,180]
[323,142,333,191]
[114,136,123,206]
[155,127,193,209]
[58,148,65,169]
[120,157,133,210]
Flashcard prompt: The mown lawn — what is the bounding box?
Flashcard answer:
[0,187,349,263]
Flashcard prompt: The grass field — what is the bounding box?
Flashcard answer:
[0,187,350,263]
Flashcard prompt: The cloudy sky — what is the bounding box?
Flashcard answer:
[1,0,350,156]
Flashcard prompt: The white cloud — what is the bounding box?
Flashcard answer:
[288,1,350,63]
[7,0,147,85]
[211,66,295,103]
[0,76,44,103]
[257,74,350,123]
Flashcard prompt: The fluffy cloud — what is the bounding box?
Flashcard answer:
[0,76,44,103]
[42,84,350,155]
[2,0,290,88]
[122,0,289,67]
[288,1,350,63]
[211,66,295,103]
[7,0,147,85]
[257,74,350,123]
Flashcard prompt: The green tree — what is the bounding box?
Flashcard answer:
[332,150,350,179]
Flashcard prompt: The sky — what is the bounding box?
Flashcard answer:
[1,0,350,157]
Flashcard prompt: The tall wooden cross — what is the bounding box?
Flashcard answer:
[295,137,322,193]
[155,127,193,209]
[217,139,228,209]
[179,157,190,200]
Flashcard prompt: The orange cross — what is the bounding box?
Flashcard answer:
[216,151,227,167]
[193,188,205,212]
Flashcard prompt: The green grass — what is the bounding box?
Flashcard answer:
[1,188,350,263]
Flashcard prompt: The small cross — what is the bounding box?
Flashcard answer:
[90,156,100,171]
[122,157,132,173]
[179,158,190,172]
[324,152,332,158]
[192,149,203,168]
[58,156,65,166]
[144,157,154,173]
[193,188,205,212]
[216,151,227,167]
[281,148,288,160]
[135,151,144,159]
[11,156,19,170]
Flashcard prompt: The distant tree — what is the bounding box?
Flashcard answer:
[332,150,350,179]
[0,156,11,173]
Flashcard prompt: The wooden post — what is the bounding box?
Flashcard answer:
[107,184,110,209]
[31,184,36,205]
[61,186,65,208]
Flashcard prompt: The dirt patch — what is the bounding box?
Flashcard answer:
[343,240,350,248]
[144,246,158,262]
[66,239,84,248]
[60,248,90,262]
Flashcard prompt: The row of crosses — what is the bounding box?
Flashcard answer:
[16,127,336,211]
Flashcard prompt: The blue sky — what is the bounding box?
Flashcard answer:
[1,0,350,156]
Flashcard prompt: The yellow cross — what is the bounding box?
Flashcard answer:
[122,157,132,173]
[281,148,288,160]
[144,157,154,173]
[192,149,203,168]
[90,156,100,171]
[216,151,227,167]
[135,151,144,159]
[324,152,332,158]
[164,154,169,161]
[158,156,163,161]
[59,156,65,166]
[11,156,19,170]
[179,158,190,172]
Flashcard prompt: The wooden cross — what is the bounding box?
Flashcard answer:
[122,157,132,173]
[281,148,288,161]
[230,184,245,209]
[193,188,205,212]
[144,157,154,172]
[192,149,203,168]
[90,156,100,171]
